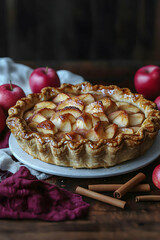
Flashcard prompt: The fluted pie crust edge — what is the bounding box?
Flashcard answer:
[6,82,160,168]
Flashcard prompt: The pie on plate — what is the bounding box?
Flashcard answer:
[6,82,160,168]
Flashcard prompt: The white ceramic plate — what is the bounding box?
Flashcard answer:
[9,132,160,178]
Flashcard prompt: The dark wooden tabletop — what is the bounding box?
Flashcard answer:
[1,61,160,240]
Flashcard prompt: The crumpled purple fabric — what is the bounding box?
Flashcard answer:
[0,166,89,221]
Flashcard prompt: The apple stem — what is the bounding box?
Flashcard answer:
[45,66,48,74]
[9,80,13,91]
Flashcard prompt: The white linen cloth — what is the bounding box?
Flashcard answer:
[0,58,85,179]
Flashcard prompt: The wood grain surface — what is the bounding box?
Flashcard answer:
[1,1,159,62]
[1,157,160,240]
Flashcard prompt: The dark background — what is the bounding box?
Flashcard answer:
[1,0,160,84]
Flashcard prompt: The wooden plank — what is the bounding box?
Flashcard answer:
[2,1,158,62]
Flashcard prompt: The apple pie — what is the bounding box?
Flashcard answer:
[7,82,160,168]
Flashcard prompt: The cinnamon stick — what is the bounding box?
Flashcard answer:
[113,172,146,199]
[75,186,126,209]
[88,184,150,192]
[135,195,160,202]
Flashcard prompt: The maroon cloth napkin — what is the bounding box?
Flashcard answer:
[0,166,89,221]
[0,127,10,149]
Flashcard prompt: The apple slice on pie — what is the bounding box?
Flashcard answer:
[34,101,56,110]
[75,113,93,130]
[51,113,76,132]
[56,98,84,111]
[53,93,70,103]
[108,110,129,127]
[116,102,140,114]
[37,120,57,134]
[78,93,95,105]
[129,113,145,126]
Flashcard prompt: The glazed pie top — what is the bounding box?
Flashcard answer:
[23,87,145,141]
[7,82,160,168]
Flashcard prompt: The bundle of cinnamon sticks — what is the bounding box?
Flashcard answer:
[75,172,160,209]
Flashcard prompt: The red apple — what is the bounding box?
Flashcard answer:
[0,82,26,111]
[154,96,160,110]
[134,65,160,99]
[29,67,60,93]
[0,106,6,133]
[152,164,160,189]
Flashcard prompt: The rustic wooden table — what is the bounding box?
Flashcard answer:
[1,61,160,240]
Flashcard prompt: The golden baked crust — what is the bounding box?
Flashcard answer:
[6,82,160,168]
